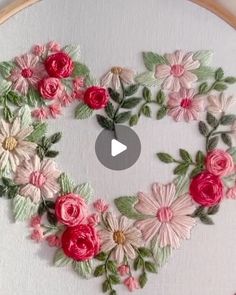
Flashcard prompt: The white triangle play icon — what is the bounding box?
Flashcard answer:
[111,139,127,157]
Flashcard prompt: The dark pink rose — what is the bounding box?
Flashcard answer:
[45,52,74,78]
[84,86,109,109]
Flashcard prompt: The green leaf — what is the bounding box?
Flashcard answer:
[139,272,147,288]
[190,166,203,178]
[96,115,114,130]
[156,105,167,120]
[215,68,224,81]
[207,205,220,215]
[109,275,120,285]
[107,261,117,274]
[220,114,236,125]
[63,44,80,61]
[157,152,174,163]
[151,239,172,267]
[27,122,47,142]
[133,257,143,270]
[12,195,38,221]
[143,52,166,71]
[124,84,139,96]
[3,106,13,122]
[142,87,151,102]
[75,183,94,203]
[54,249,72,267]
[192,206,205,218]
[174,175,190,196]
[102,280,110,292]
[58,173,74,194]
[73,62,90,77]
[94,265,105,277]
[109,290,117,295]
[45,150,59,158]
[144,261,157,273]
[0,61,14,78]
[138,247,152,257]
[198,121,209,136]
[73,260,94,279]
[196,150,205,165]
[193,50,213,66]
[27,88,43,107]
[156,90,165,105]
[227,147,236,161]
[199,213,214,225]
[206,112,218,128]
[224,77,236,84]
[49,132,62,144]
[198,82,208,94]
[17,105,32,128]
[213,83,227,91]
[207,136,219,151]
[108,88,121,103]
[192,66,214,81]
[75,103,93,119]
[142,105,151,117]
[0,78,11,96]
[121,97,142,109]
[2,177,14,186]
[95,252,107,261]
[114,196,146,220]
[179,149,192,163]
[129,114,139,126]
[47,211,57,226]
[105,102,115,118]
[135,71,159,87]
[221,133,232,147]
[114,111,131,123]
[174,163,189,175]
[7,91,24,107]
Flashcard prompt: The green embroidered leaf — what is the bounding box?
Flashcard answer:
[143,52,166,71]
[73,260,94,279]
[138,247,152,258]
[6,91,24,106]
[96,115,114,130]
[94,252,107,261]
[221,133,232,147]
[156,90,165,105]
[195,150,205,165]
[192,66,214,81]
[133,256,143,270]
[75,183,94,203]
[58,173,74,194]
[190,166,203,178]
[73,62,90,77]
[213,82,227,91]
[18,105,32,127]
[94,264,105,277]
[63,45,80,61]
[44,150,59,158]
[179,149,192,163]
[114,111,131,123]
[0,78,11,96]
[151,242,172,267]
[105,102,115,118]
[12,195,38,221]
[0,61,14,78]
[193,50,213,66]
[27,122,47,142]
[156,105,167,120]
[135,71,159,87]
[144,261,157,273]
[142,105,151,117]
[107,260,118,274]
[139,272,147,288]
[220,114,236,125]
[3,106,13,122]
[207,136,219,151]
[198,121,209,137]
[174,163,189,175]
[129,114,139,126]
[121,97,142,109]
[157,152,174,163]
[49,132,62,144]
[206,112,218,128]
[102,280,110,292]
[108,88,121,103]
[54,249,72,267]
[174,175,190,196]
[75,103,93,119]
[224,77,236,84]
[198,82,208,94]
[215,67,224,81]
[124,84,139,96]
[27,88,43,107]
[142,87,151,102]
[227,147,236,161]
[199,213,214,225]
[223,173,236,187]
[114,196,145,220]
[207,204,220,215]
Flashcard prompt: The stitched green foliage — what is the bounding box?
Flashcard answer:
[75,102,93,119]
[0,177,19,199]
[135,71,159,87]
[63,45,80,61]
[27,122,47,142]
[36,132,62,160]
[142,52,166,71]
[12,195,38,221]
[54,249,72,267]
[151,242,172,267]
[0,78,11,96]
[58,173,74,194]
[193,50,213,66]
[18,105,32,127]
[174,175,190,196]
[73,260,94,279]
[0,61,14,78]
[114,196,146,220]
[191,205,220,225]
[74,183,94,203]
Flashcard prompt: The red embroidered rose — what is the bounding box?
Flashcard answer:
[38,77,63,100]
[190,171,223,207]
[45,52,74,78]
[84,86,109,109]
[61,224,100,261]
[206,149,234,177]
[55,193,87,227]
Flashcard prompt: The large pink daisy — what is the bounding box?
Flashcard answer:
[135,183,196,249]
[9,54,45,96]
[155,50,200,92]
[167,88,204,122]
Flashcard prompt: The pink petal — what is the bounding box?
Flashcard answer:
[135,192,159,215]
[135,218,161,242]
[155,64,171,79]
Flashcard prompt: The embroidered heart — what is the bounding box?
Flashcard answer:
[0,41,236,294]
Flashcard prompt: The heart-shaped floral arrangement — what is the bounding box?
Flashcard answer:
[0,41,236,294]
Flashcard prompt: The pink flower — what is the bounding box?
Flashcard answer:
[167,88,204,122]
[38,77,63,100]
[9,54,45,96]
[206,149,234,177]
[47,41,61,52]
[31,107,48,120]
[226,186,236,199]
[118,265,130,276]
[93,199,109,213]
[55,193,87,227]
[46,235,61,247]
[59,93,74,106]
[72,77,85,99]
[155,50,200,92]
[135,183,196,249]
[32,44,46,56]
[124,276,139,292]
[30,227,44,242]
[48,104,62,118]
[30,215,41,228]
[15,155,61,203]
[87,213,100,226]
[207,93,235,115]
[45,52,74,78]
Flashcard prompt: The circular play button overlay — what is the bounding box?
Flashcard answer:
[95,125,141,171]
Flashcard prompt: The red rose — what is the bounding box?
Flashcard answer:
[84,86,109,109]
[61,224,100,261]
[45,52,74,78]
[38,77,63,100]
[55,193,87,227]
[190,171,223,207]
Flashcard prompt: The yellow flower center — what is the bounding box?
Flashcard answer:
[3,136,18,151]
[111,67,123,75]
[113,230,126,245]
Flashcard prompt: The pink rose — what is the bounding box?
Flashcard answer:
[206,149,234,177]
[93,199,109,213]
[124,276,139,292]
[61,224,100,261]
[118,265,130,276]
[38,77,63,100]
[55,193,87,227]
[84,86,109,109]
[45,52,74,78]
[190,171,223,207]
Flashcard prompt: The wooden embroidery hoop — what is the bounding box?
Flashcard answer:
[0,0,235,28]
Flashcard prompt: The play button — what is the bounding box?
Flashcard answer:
[95,125,141,170]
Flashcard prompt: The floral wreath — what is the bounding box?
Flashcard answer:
[0,41,236,294]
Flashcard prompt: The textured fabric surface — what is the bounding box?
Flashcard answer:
[0,1,236,295]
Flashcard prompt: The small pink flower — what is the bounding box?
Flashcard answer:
[124,276,139,292]
[167,88,204,122]
[73,77,84,90]
[59,93,74,106]
[47,41,61,52]
[46,235,61,247]
[32,44,46,56]
[87,213,100,226]
[48,104,62,118]
[206,149,234,177]
[31,107,48,120]
[93,199,109,213]
[30,228,44,242]
[226,187,236,199]
[118,265,130,276]
[30,215,41,228]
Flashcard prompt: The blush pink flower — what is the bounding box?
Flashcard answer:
[135,183,196,249]
[206,149,234,177]
[9,54,45,96]
[226,186,236,199]
[207,93,235,115]
[93,199,109,213]
[48,104,62,118]
[32,44,46,56]
[30,227,44,242]
[124,276,139,292]
[15,155,61,203]
[47,41,61,52]
[167,88,204,122]
[155,50,200,92]
[118,265,130,276]
[31,107,49,120]
[87,213,100,226]
[46,235,61,247]
[30,215,41,228]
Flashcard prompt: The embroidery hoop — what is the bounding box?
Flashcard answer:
[0,0,236,29]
